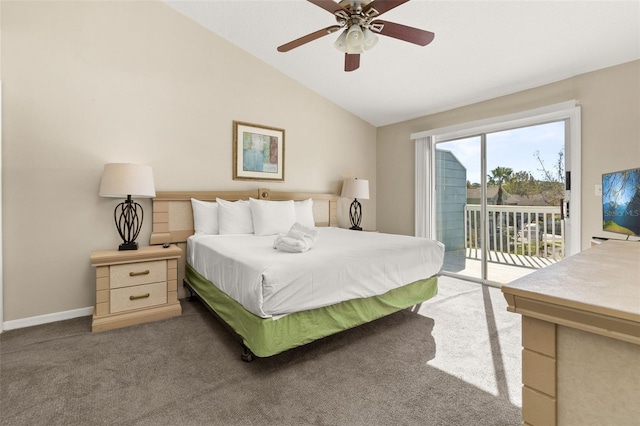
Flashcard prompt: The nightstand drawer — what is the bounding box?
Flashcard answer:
[91,245,182,332]
[110,260,166,289]
[110,282,167,313]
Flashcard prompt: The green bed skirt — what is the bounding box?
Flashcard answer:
[185,263,438,358]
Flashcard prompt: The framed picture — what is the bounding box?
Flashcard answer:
[233,121,285,182]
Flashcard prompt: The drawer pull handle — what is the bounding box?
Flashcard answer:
[130,293,150,301]
[129,270,150,277]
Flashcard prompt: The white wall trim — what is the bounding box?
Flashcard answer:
[566,105,581,256]
[410,100,579,141]
[3,306,93,331]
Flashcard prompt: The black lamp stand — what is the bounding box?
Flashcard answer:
[349,198,363,231]
[115,195,143,250]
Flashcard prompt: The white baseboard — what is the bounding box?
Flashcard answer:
[2,306,94,331]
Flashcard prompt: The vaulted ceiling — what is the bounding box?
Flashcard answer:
[165,1,640,127]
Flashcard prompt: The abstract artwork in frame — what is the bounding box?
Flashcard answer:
[233,121,285,181]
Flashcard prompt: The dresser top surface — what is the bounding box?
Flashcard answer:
[502,240,640,322]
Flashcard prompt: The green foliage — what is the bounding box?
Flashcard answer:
[488,167,514,205]
[487,167,514,185]
[504,171,537,196]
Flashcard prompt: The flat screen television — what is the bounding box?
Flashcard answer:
[602,167,640,237]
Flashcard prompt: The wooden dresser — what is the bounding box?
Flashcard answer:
[90,244,182,332]
[502,240,640,426]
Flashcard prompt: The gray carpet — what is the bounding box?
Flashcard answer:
[0,277,522,425]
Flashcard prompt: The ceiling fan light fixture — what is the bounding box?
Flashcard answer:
[362,28,378,50]
[346,24,364,46]
[278,0,435,72]
[344,24,365,54]
[334,29,348,52]
[346,43,364,54]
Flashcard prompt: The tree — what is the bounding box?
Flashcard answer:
[534,150,565,205]
[488,167,513,205]
[535,150,565,183]
[504,170,537,196]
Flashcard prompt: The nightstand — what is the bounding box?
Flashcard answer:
[90,244,182,332]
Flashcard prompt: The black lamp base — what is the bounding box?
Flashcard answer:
[114,196,143,251]
[349,198,363,231]
[119,242,139,251]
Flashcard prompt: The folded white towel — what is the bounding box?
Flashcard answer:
[273,223,319,253]
[289,222,319,244]
[273,235,310,253]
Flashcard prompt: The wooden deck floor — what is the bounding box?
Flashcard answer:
[442,248,562,284]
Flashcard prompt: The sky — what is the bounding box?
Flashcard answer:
[437,121,565,184]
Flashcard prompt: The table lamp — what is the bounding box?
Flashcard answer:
[99,163,156,250]
[341,178,369,231]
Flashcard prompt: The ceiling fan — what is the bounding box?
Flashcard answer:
[277,0,435,72]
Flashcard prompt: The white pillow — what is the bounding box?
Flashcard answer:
[216,198,254,235]
[191,198,219,236]
[249,198,296,236]
[294,199,315,229]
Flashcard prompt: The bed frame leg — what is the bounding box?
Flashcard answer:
[183,280,196,301]
[241,345,255,362]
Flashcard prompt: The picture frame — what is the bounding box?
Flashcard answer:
[233,121,285,182]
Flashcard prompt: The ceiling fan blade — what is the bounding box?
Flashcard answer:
[277,25,342,52]
[363,0,410,17]
[370,20,435,46]
[307,0,350,16]
[345,53,360,72]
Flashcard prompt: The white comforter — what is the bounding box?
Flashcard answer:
[187,227,444,318]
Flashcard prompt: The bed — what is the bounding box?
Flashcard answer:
[149,188,444,361]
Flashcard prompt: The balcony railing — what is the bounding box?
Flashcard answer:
[464,204,564,260]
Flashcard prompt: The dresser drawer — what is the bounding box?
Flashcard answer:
[110,282,167,314]
[110,260,166,289]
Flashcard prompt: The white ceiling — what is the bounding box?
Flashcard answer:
[165,0,640,127]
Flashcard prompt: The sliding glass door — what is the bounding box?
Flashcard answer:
[435,121,567,284]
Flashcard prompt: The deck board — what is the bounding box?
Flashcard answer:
[442,248,561,283]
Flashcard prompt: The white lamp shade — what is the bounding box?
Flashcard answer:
[346,24,365,54]
[362,28,379,50]
[334,29,348,52]
[346,24,363,46]
[341,178,370,200]
[99,163,156,198]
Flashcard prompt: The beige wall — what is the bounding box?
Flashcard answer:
[1,1,376,322]
[377,60,640,250]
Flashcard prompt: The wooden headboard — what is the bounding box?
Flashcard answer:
[149,188,339,298]
[150,188,338,245]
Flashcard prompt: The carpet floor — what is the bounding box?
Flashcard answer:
[0,276,522,425]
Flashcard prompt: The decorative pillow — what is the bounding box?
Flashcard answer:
[249,198,296,236]
[191,198,219,236]
[216,198,254,235]
[294,198,315,229]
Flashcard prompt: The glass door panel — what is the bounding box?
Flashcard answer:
[434,122,566,284]
[485,121,566,282]
[435,136,482,281]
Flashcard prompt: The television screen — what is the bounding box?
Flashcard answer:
[602,167,640,237]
